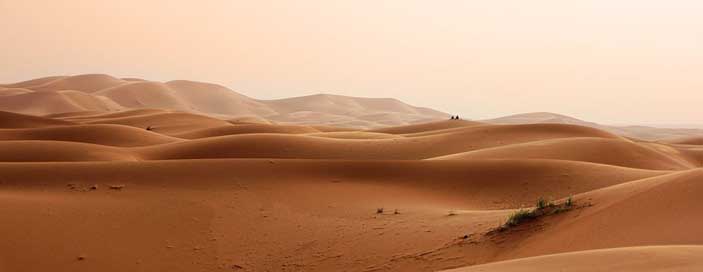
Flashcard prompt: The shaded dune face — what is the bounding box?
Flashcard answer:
[0,81,702,271]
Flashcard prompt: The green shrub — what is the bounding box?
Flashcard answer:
[505,209,535,227]
[500,196,575,230]
[536,197,554,210]
[565,196,573,207]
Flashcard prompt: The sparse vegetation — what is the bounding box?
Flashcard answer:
[536,197,554,210]
[376,207,384,214]
[393,209,400,215]
[499,196,575,230]
[504,208,534,227]
[448,210,457,216]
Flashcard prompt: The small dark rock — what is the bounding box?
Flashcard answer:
[109,185,125,190]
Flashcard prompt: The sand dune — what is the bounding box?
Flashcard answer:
[0,141,136,162]
[443,246,703,272]
[165,80,276,116]
[43,110,110,118]
[0,124,179,147]
[173,124,321,139]
[27,74,128,93]
[0,76,68,88]
[483,112,595,126]
[94,81,191,110]
[485,112,703,141]
[674,145,703,167]
[0,87,34,96]
[368,119,482,134]
[263,93,445,117]
[477,169,703,264]
[93,81,276,117]
[0,96,702,271]
[1,74,448,128]
[307,131,403,139]
[133,123,619,160]
[664,136,703,145]
[56,108,169,120]
[0,159,664,204]
[0,158,672,271]
[0,111,75,128]
[0,90,123,115]
[432,137,696,170]
[82,111,232,134]
[5,74,703,138]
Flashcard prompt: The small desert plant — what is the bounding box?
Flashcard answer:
[500,196,576,230]
[448,209,457,216]
[505,208,535,227]
[376,207,384,214]
[536,197,554,210]
[394,209,400,215]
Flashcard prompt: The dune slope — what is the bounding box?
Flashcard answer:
[443,246,703,272]
[0,110,700,272]
[0,111,75,128]
[432,137,696,170]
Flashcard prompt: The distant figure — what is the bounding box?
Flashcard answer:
[450,116,455,120]
[456,115,460,120]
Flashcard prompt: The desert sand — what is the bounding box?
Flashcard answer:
[1,75,703,271]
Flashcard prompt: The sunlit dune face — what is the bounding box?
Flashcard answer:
[2,1,703,124]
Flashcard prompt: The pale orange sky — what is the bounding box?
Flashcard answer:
[1,1,702,124]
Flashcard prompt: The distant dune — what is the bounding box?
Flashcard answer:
[4,74,703,141]
[663,136,703,145]
[483,112,703,141]
[1,75,703,271]
[0,110,75,128]
[0,74,448,128]
[432,137,696,170]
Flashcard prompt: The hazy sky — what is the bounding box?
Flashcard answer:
[1,1,702,124]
